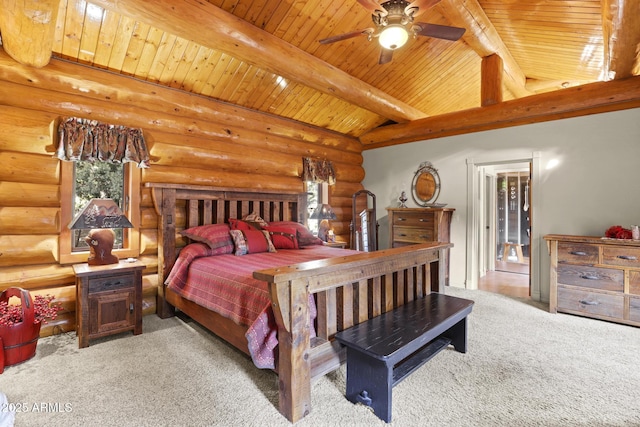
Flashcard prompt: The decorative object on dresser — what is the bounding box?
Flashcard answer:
[387,207,454,285]
[73,261,145,348]
[544,234,640,327]
[68,198,134,266]
[411,161,446,208]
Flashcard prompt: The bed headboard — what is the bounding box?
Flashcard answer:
[145,183,308,314]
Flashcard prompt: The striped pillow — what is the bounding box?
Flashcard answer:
[179,224,234,255]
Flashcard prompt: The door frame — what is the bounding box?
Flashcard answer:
[465,152,542,301]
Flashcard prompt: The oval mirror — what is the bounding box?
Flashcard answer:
[411,162,444,207]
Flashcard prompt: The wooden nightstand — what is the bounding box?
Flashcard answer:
[73,260,145,348]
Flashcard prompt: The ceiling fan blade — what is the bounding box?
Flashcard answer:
[319,28,373,44]
[357,0,387,16]
[405,0,442,17]
[378,48,394,65]
[414,23,465,41]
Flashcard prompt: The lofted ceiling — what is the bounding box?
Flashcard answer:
[1,0,639,147]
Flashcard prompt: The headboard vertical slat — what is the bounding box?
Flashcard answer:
[215,200,225,223]
[187,199,199,228]
[229,200,238,220]
[203,200,213,224]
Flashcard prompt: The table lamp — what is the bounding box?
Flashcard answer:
[68,198,133,266]
[310,203,337,242]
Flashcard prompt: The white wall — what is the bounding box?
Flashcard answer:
[362,107,640,302]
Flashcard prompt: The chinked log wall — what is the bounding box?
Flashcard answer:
[0,50,364,336]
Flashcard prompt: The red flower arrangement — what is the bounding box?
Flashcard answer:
[0,294,62,327]
[605,225,632,240]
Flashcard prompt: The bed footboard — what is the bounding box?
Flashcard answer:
[254,242,452,423]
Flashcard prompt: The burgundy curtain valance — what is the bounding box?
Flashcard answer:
[302,157,335,185]
[55,117,150,168]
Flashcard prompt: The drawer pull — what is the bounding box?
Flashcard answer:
[130,303,134,313]
[569,251,588,256]
[579,300,599,306]
[103,281,122,288]
[397,217,406,221]
[580,274,599,280]
[617,255,637,260]
[398,233,407,237]
[420,235,429,239]
[419,218,426,222]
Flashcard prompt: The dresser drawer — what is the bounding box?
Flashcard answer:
[557,242,599,265]
[89,273,135,292]
[393,226,434,243]
[557,265,623,292]
[629,271,640,295]
[557,286,624,319]
[630,296,640,323]
[602,246,640,268]
[392,212,434,228]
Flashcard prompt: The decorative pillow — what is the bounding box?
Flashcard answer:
[229,229,277,256]
[179,224,234,254]
[242,212,269,228]
[228,218,254,231]
[269,221,323,246]
[264,225,299,249]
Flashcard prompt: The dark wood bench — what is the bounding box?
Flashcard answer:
[334,292,474,422]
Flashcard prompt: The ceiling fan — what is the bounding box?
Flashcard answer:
[319,0,465,64]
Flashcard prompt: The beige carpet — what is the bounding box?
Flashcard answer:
[1,287,639,426]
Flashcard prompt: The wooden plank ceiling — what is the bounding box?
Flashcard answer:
[1,0,638,146]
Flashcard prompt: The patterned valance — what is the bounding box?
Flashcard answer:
[55,117,150,168]
[302,157,335,185]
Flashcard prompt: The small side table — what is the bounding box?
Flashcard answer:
[73,260,145,348]
[324,241,348,249]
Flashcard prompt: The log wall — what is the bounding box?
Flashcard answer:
[0,50,364,336]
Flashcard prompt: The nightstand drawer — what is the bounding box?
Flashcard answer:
[557,286,624,319]
[393,226,434,243]
[557,242,599,265]
[89,273,134,292]
[557,265,623,292]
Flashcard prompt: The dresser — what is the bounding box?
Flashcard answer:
[544,234,640,327]
[387,208,454,285]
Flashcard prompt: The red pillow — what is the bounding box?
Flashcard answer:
[179,224,234,254]
[269,221,323,246]
[229,229,276,255]
[264,226,299,249]
[229,218,253,230]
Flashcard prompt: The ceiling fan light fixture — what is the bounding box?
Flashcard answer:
[378,25,409,50]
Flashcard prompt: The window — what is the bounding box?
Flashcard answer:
[59,161,140,264]
[305,181,321,235]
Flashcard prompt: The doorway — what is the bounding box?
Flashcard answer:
[466,153,541,301]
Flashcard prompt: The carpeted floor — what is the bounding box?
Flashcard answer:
[1,287,639,426]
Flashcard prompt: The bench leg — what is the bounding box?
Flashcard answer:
[443,316,468,353]
[345,350,393,422]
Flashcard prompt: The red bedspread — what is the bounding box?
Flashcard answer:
[165,243,355,369]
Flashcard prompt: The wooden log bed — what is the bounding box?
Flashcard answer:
[147,183,452,423]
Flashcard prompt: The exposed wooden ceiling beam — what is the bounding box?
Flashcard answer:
[88,0,427,124]
[437,0,532,99]
[603,0,640,79]
[359,76,640,148]
[0,0,61,67]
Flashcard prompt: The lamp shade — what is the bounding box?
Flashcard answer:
[379,25,409,50]
[68,198,133,230]
[310,203,337,221]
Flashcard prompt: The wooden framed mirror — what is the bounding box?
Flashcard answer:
[411,161,445,207]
